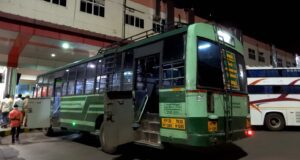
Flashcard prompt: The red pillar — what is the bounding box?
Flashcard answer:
[7,26,33,67]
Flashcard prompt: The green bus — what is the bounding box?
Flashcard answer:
[34,22,252,153]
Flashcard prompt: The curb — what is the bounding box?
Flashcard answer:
[0,128,31,137]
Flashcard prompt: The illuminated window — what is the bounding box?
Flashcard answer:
[80,0,105,17]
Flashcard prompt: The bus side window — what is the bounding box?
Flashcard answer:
[96,58,107,93]
[123,51,133,91]
[85,61,97,94]
[272,86,283,94]
[48,75,54,97]
[108,54,122,91]
[42,76,48,97]
[68,67,76,95]
[36,76,43,97]
[162,61,184,88]
[75,64,86,95]
[62,70,68,96]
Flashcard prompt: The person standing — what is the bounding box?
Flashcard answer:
[22,95,30,127]
[9,104,23,144]
[0,94,13,128]
[14,94,24,113]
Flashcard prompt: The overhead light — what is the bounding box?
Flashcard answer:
[66,69,69,72]
[51,53,56,57]
[62,42,70,49]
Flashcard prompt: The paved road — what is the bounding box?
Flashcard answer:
[1,129,300,160]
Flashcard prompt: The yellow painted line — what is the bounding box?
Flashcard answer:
[4,130,10,136]
[24,128,30,133]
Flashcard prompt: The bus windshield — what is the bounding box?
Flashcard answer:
[197,39,247,92]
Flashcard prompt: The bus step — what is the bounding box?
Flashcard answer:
[140,129,161,144]
[141,120,160,131]
[134,140,163,149]
[144,113,160,121]
[147,120,160,124]
[141,130,160,134]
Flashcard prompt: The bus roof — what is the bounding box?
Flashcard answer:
[38,22,245,78]
[38,25,188,78]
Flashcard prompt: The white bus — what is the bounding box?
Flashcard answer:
[247,67,300,131]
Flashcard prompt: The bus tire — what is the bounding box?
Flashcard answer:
[99,124,117,154]
[264,113,285,131]
[44,126,54,136]
[95,115,104,130]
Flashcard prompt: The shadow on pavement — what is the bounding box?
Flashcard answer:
[71,133,101,148]
[114,142,248,160]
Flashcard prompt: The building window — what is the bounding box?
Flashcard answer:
[125,14,144,29]
[248,48,256,60]
[80,0,105,17]
[277,58,283,67]
[153,19,165,33]
[258,52,265,62]
[44,0,67,7]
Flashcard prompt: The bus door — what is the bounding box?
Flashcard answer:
[133,54,160,124]
[223,93,233,141]
[100,91,134,153]
[222,50,241,141]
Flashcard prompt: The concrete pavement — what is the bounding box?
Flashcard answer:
[0,130,116,160]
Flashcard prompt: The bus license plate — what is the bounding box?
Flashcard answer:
[161,118,186,130]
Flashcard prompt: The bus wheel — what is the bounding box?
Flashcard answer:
[265,113,285,131]
[99,124,117,154]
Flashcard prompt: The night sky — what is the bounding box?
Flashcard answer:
[173,1,300,54]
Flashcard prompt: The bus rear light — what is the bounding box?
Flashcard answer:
[245,129,254,137]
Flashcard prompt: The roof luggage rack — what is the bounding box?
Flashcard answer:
[97,22,187,55]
